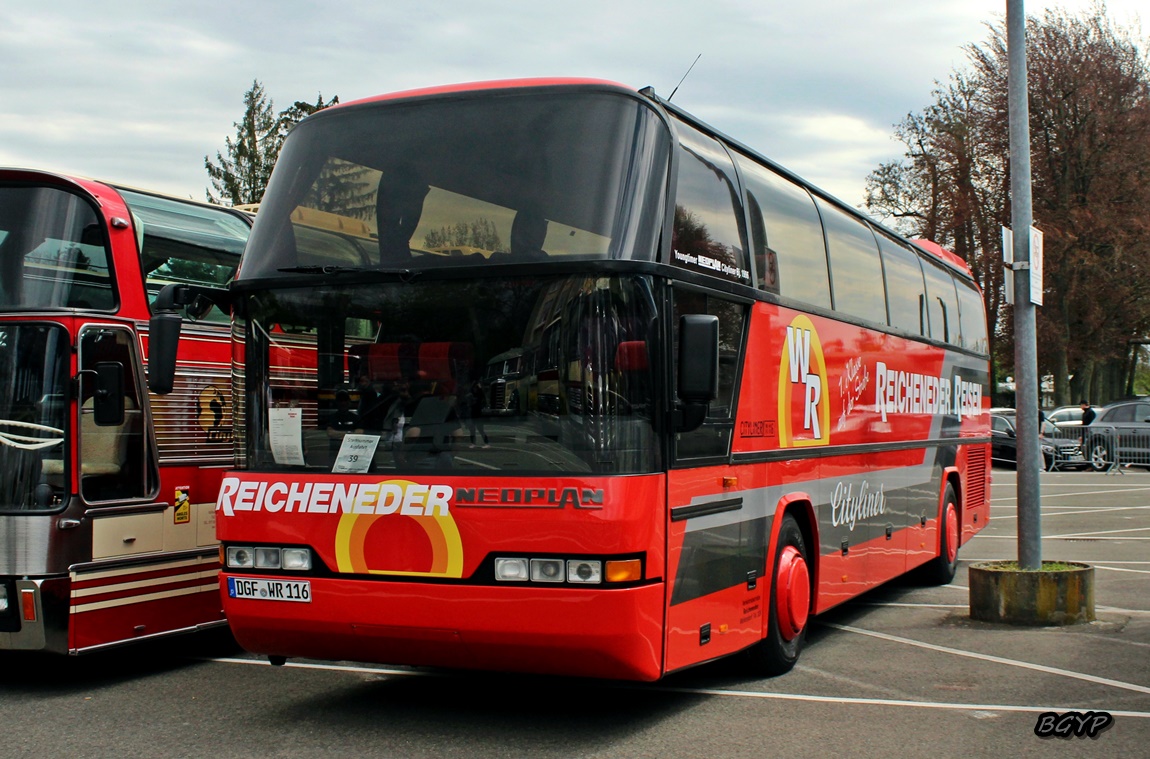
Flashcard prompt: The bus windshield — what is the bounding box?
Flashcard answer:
[239,90,669,279]
[241,273,661,475]
[0,185,114,310]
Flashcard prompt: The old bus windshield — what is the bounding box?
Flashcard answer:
[239,90,668,279]
[241,274,660,475]
[0,185,114,310]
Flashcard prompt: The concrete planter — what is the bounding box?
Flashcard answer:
[968,561,1094,625]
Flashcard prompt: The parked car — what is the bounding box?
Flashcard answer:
[1083,400,1150,471]
[990,413,1087,471]
[1046,404,1101,428]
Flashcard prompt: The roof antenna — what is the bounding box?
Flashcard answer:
[668,54,702,101]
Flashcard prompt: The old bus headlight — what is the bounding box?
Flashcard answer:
[281,548,312,571]
[0,584,8,613]
[226,545,311,571]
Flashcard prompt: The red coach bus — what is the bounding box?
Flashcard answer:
[152,79,990,680]
[0,169,251,653]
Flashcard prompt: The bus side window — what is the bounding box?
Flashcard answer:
[876,232,928,337]
[955,277,989,354]
[734,155,830,308]
[669,122,750,286]
[673,289,747,461]
[817,199,887,324]
[923,259,961,345]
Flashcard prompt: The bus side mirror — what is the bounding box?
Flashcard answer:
[148,310,182,394]
[148,283,232,394]
[93,361,125,426]
[676,314,719,432]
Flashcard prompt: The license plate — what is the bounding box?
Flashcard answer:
[227,577,311,603]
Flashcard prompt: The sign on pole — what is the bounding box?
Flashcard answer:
[1029,226,1043,306]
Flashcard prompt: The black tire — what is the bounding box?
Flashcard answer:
[747,513,811,676]
[920,484,959,585]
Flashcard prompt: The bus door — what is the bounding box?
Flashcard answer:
[664,292,763,673]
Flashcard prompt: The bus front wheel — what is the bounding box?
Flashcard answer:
[748,512,811,676]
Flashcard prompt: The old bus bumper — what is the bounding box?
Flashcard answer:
[220,574,666,681]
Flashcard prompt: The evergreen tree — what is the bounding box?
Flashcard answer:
[205,82,339,207]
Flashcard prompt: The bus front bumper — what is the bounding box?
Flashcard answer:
[220,574,666,681]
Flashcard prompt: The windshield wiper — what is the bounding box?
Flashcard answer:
[277,265,367,274]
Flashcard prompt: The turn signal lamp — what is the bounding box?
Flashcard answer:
[606,559,642,583]
[21,589,36,622]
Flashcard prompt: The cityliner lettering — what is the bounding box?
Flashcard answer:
[874,361,982,422]
[216,477,452,518]
[830,480,887,531]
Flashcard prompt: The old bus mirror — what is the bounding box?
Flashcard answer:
[676,314,719,432]
[92,361,125,426]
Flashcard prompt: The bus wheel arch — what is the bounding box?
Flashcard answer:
[921,476,961,585]
[748,501,815,676]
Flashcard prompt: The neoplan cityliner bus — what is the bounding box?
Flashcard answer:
[0,169,250,653]
[151,78,991,680]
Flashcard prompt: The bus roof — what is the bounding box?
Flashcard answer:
[332,78,636,111]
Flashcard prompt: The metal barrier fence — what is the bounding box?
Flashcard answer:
[1045,424,1150,473]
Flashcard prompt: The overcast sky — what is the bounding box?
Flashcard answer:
[0,1,1143,211]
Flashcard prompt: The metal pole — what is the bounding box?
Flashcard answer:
[1008,0,1042,570]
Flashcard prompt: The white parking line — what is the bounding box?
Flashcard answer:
[1045,527,1150,539]
[205,655,1150,719]
[823,622,1150,696]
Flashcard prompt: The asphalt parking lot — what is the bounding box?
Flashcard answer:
[2,466,1147,758]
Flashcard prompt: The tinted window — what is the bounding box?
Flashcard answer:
[923,260,960,344]
[120,190,250,323]
[1103,404,1134,423]
[673,289,747,460]
[955,278,989,354]
[735,155,830,308]
[670,123,750,284]
[876,232,926,335]
[242,91,669,278]
[0,185,115,310]
[817,200,886,322]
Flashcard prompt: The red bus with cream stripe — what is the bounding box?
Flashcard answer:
[152,78,990,679]
[0,169,251,653]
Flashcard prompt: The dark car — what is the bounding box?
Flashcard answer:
[991,414,1087,471]
[1083,400,1150,471]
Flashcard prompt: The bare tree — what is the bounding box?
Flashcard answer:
[867,5,1150,405]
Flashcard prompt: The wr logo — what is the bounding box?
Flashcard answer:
[1033,710,1113,739]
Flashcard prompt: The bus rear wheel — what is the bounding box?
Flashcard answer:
[920,484,959,585]
[748,512,811,676]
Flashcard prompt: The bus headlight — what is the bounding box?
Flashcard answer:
[0,585,7,613]
[530,558,566,583]
[227,546,255,569]
[281,548,312,571]
[226,545,311,571]
[494,558,530,581]
[254,548,281,569]
[567,560,602,584]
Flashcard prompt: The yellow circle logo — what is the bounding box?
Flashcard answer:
[778,315,830,447]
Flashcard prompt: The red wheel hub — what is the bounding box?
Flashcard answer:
[775,546,810,641]
[945,503,959,564]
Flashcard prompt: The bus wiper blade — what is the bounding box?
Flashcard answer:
[277,265,367,274]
